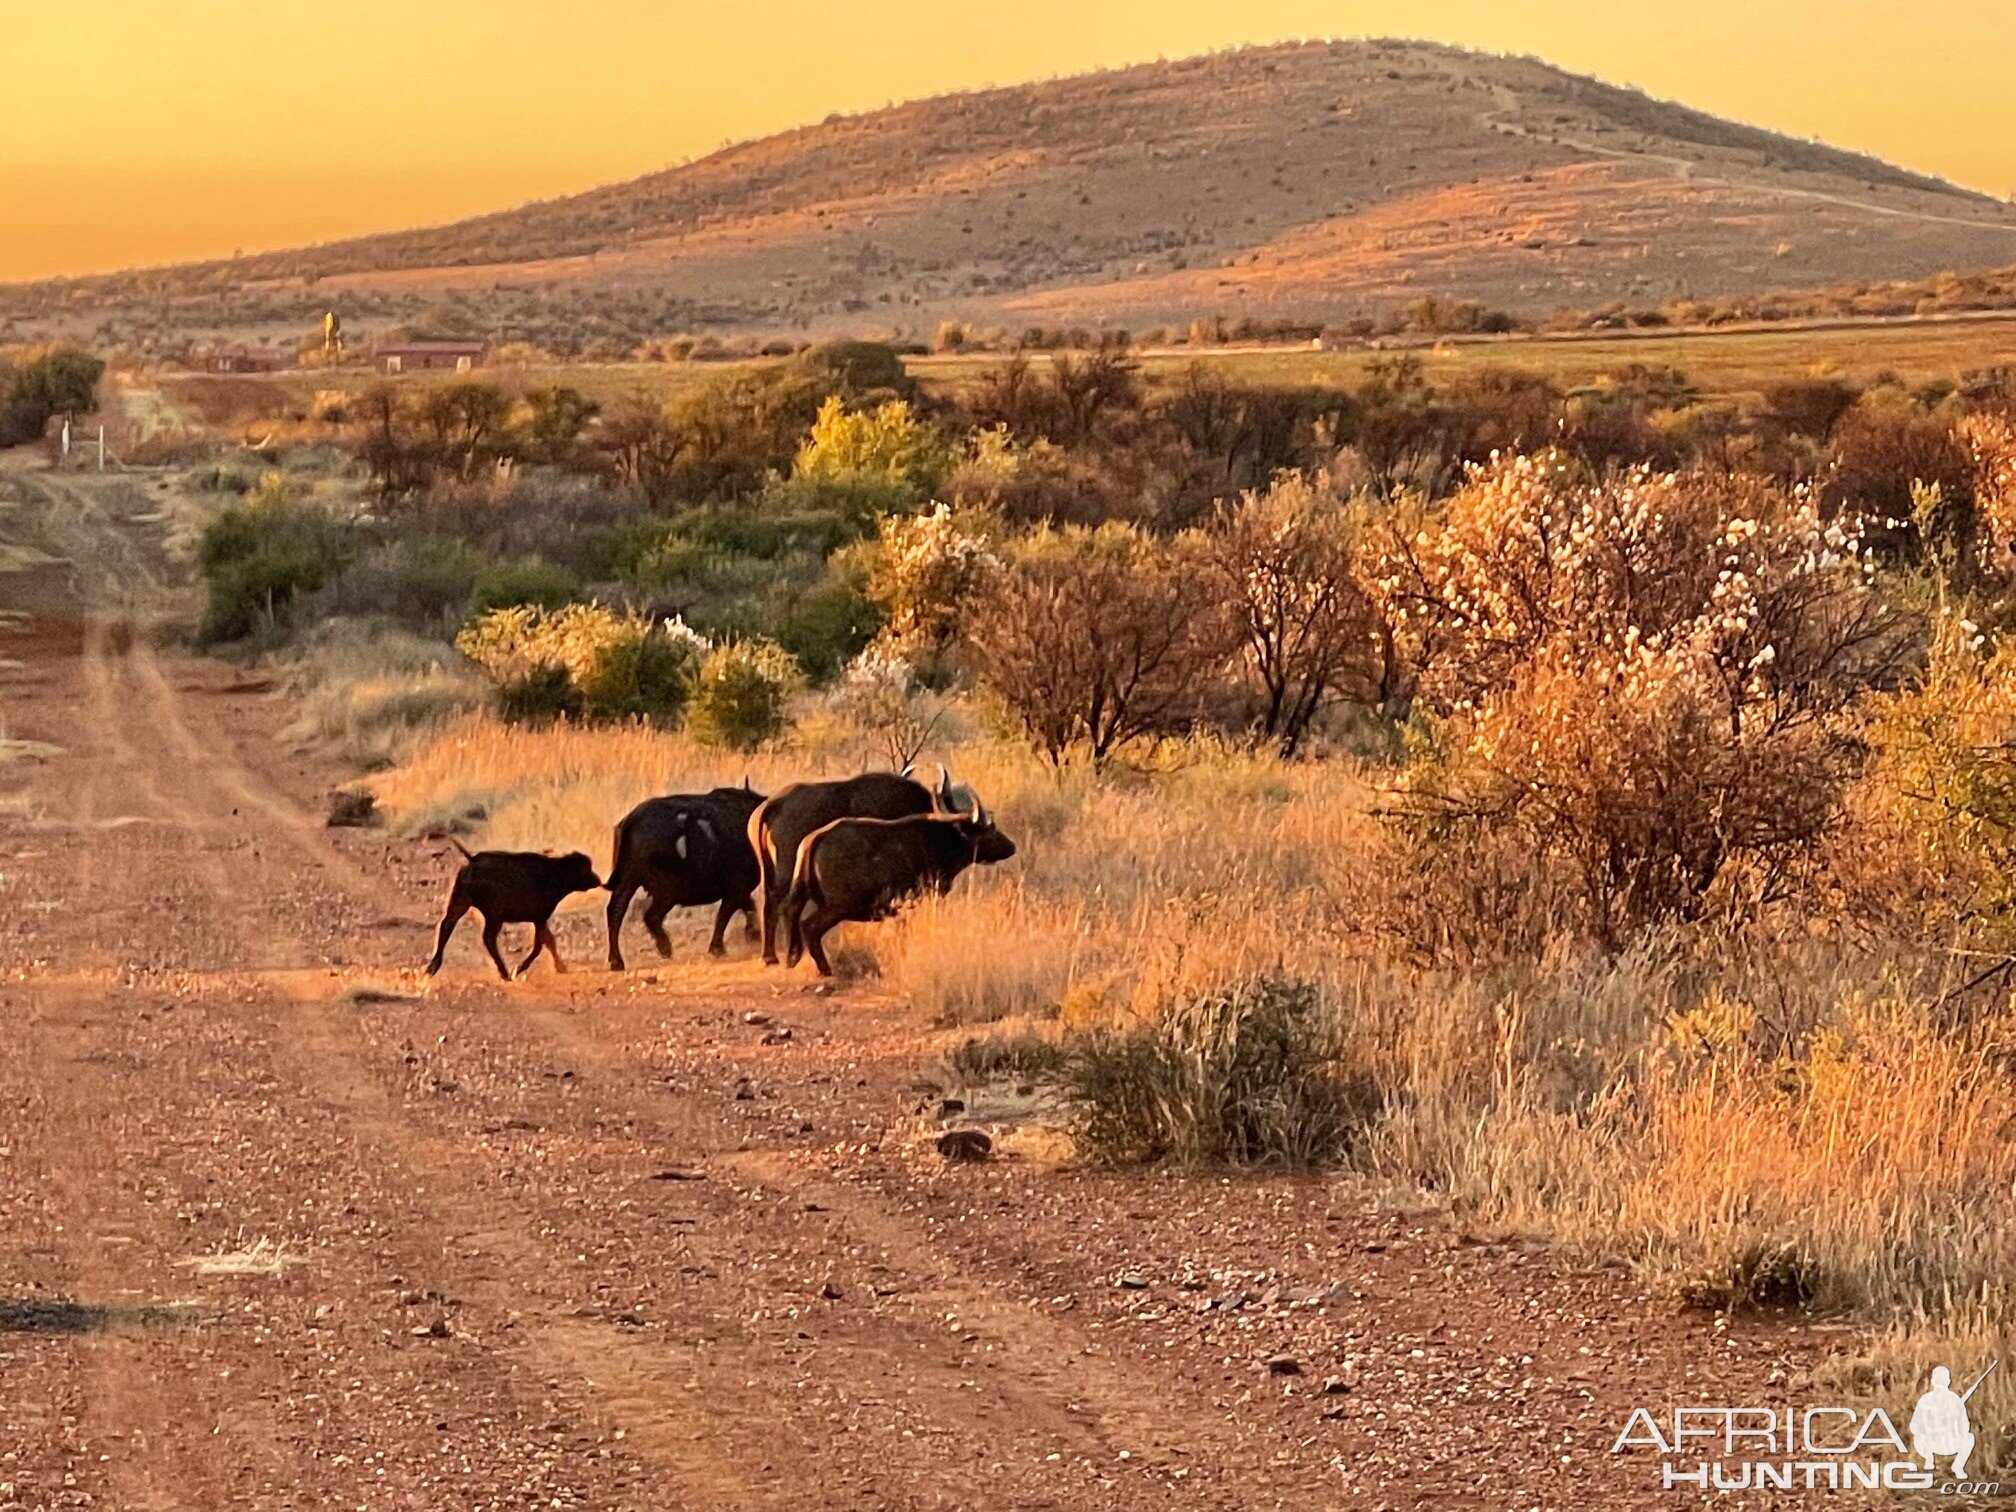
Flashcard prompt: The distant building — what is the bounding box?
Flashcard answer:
[377,340,487,374]
[195,345,292,374]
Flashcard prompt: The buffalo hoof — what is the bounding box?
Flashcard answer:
[707,942,726,958]
[607,958,625,973]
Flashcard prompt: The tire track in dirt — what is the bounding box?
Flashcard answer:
[18,617,308,1511]
[103,623,1255,1507]
[107,632,824,1511]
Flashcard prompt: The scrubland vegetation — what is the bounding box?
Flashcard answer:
[164,331,2016,1444]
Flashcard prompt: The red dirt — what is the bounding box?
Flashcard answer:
[0,474,1863,1509]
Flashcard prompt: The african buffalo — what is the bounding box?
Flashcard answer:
[426,841,602,981]
[750,766,968,964]
[605,784,766,970]
[783,805,1017,976]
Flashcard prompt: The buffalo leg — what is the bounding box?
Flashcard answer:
[707,897,741,955]
[480,917,511,982]
[800,908,837,978]
[757,853,782,965]
[425,893,471,975]
[605,879,639,971]
[740,895,759,940]
[515,920,566,978]
[642,896,675,959]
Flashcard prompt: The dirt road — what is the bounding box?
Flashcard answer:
[0,466,1840,1509]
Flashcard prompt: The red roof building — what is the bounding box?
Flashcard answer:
[377,340,487,374]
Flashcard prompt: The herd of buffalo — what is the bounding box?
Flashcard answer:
[423,766,1017,982]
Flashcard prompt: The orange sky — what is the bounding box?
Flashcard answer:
[5,1,2014,282]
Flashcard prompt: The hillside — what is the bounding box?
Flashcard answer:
[9,38,2016,344]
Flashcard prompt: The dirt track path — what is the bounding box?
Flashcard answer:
[0,467,1843,1510]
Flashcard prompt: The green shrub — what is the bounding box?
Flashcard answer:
[390,536,481,625]
[199,498,352,643]
[0,347,104,448]
[576,624,701,723]
[495,663,582,724]
[687,639,805,751]
[1066,976,1372,1168]
[774,569,881,681]
[465,556,581,621]
[584,517,711,588]
[669,501,862,561]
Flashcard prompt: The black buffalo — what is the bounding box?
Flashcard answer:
[783,805,1017,976]
[605,784,767,970]
[750,767,967,964]
[426,841,602,981]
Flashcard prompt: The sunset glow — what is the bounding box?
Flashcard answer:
[6,0,2016,282]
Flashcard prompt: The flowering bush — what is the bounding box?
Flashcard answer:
[1375,457,1912,945]
[830,643,954,769]
[864,502,999,669]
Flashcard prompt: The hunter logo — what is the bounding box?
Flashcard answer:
[1612,1364,1999,1494]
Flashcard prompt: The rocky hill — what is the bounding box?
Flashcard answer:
[10,39,2016,343]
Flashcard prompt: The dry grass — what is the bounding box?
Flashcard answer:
[176,1236,302,1278]
[366,703,2016,1444]
[280,623,486,769]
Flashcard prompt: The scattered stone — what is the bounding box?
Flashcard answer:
[742,1011,771,1026]
[1265,1355,1302,1376]
[733,1077,756,1101]
[325,788,378,828]
[820,1281,844,1300]
[1321,1375,1354,1395]
[412,1319,451,1339]
[762,1028,793,1045]
[937,1097,966,1118]
[649,1169,705,1182]
[1114,1273,1150,1291]
[935,1129,992,1163]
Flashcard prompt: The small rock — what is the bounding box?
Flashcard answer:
[762,1028,793,1045]
[935,1129,992,1163]
[1321,1375,1353,1396]
[937,1098,966,1118]
[1265,1355,1302,1376]
[412,1319,451,1339]
[649,1169,705,1182]
[742,1011,771,1026]
[1114,1274,1150,1291]
[733,1077,756,1101]
[820,1281,843,1300]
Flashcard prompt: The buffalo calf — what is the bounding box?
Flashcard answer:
[784,805,1016,976]
[425,841,602,981]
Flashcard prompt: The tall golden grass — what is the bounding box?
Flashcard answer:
[368,707,2016,1448]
